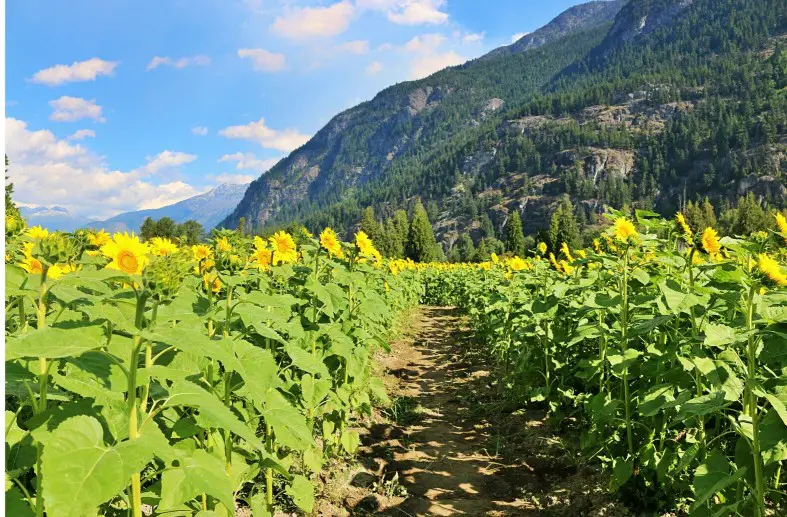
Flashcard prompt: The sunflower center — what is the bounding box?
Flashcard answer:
[117,250,139,273]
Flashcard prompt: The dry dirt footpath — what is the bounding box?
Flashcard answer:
[337,307,624,517]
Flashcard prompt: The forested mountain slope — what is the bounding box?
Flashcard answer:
[222,0,787,252]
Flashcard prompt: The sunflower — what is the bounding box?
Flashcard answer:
[537,242,547,255]
[491,253,500,264]
[216,237,233,253]
[355,231,376,257]
[613,217,637,242]
[560,260,575,276]
[269,231,297,264]
[150,237,179,256]
[48,263,78,280]
[675,213,693,242]
[88,229,111,247]
[192,245,214,261]
[101,233,150,275]
[593,239,601,254]
[320,228,343,258]
[26,225,49,240]
[549,252,561,272]
[758,254,787,286]
[560,242,573,262]
[20,255,44,275]
[508,257,527,271]
[203,273,222,293]
[576,249,587,259]
[701,228,721,256]
[776,213,787,236]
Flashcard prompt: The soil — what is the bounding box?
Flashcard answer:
[316,306,630,517]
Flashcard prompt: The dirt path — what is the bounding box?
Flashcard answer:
[334,306,625,517]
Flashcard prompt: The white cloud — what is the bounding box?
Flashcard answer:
[49,97,105,123]
[403,33,465,79]
[365,61,383,75]
[387,0,448,25]
[409,50,464,79]
[334,40,370,55]
[511,32,530,43]
[219,118,309,152]
[31,58,118,86]
[192,126,209,136]
[146,55,211,71]
[238,48,287,72]
[139,150,197,176]
[68,129,96,141]
[207,172,256,185]
[463,31,484,43]
[271,1,355,40]
[218,152,281,174]
[5,117,204,218]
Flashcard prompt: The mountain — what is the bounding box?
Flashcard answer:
[20,206,90,232]
[222,0,786,252]
[90,183,249,233]
[480,0,625,61]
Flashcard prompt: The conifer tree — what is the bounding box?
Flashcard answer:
[548,195,581,251]
[505,209,526,257]
[406,199,438,262]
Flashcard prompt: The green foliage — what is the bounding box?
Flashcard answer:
[505,209,526,257]
[140,217,205,245]
[548,195,581,251]
[406,199,438,262]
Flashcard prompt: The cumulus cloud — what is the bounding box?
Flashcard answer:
[218,152,281,174]
[49,97,105,123]
[146,55,211,70]
[31,58,118,86]
[334,40,370,55]
[403,33,465,79]
[219,118,309,152]
[271,1,355,40]
[191,126,209,136]
[5,117,204,218]
[365,61,383,75]
[139,150,197,176]
[387,0,448,25]
[463,31,484,43]
[68,129,96,141]
[238,48,287,72]
[511,32,530,43]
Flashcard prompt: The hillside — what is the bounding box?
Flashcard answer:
[19,206,90,232]
[222,0,787,253]
[90,182,248,233]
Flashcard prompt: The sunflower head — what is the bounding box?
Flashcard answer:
[508,257,527,271]
[776,213,787,236]
[354,231,376,257]
[20,255,44,276]
[203,272,222,294]
[491,253,500,264]
[560,242,573,262]
[701,227,721,256]
[320,228,343,258]
[143,255,189,302]
[757,254,787,287]
[216,236,233,253]
[191,244,214,262]
[675,213,693,242]
[39,232,76,265]
[6,213,25,236]
[269,231,298,264]
[26,225,49,240]
[150,237,179,257]
[613,217,638,242]
[537,242,547,255]
[101,232,150,275]
[88,230,111,247]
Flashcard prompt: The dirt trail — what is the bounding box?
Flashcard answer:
[335,306,623,517]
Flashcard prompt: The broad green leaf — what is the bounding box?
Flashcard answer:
[6,323,107,360]
[759,409,787,465]
[609,458,633,491]
[6,486,35,517]
[285,475,314,513]
[159,448,233,511]
[340,430,360,454]
[285,344,329,377]
[703,323,739,348]
[41,415,156,517]
[261,390,314,451]
[691,450,744,511]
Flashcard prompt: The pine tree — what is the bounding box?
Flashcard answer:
[548,195,581,251]
[360,206,382,243]
[734,192,767,235]
[5,155,20,220]
[406,199,438,262]
[480,213,495,239]
[505,209,525,257]
[456,233,475,262]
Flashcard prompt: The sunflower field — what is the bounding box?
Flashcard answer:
[422,211,787,515]
[4,221,422,517]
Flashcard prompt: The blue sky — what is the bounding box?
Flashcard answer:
[6,0,589,220]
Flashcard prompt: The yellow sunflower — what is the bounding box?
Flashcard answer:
[758,254,787,287]
[203,273,222,293]
[251,247,273,270]
[508,257,527,271]
[48,263,78,280]
[150,237,179,256]
[560,260,575,276]
[354,231,376,257]
[701,228,721,256]
[26,225,49,240]
[320,228,344,258]
[675,213,693,242]
[776,213,787,236]
[560,242,573,262]
[491,253,500,264]
[537,242,547,255]
[269,231,297,264]
[101,233,150,275]
[613,217,638,242]
[20,255,44,275]
[192,244,214,261]
[88,229,111,247]
[216,236,232,253]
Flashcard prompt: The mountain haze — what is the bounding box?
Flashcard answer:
[90,182,249,233]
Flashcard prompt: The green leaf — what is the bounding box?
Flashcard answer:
[249,493,272,517]
[6,323,107,360]
[163,381,264,450]
[677,392,728,418]
[159,448,234,511]
[609,458,633,491]
[285,475,314,513]
[340,430,360,454]
[285,344,329,377]
[232,340,281,405]
[6,486,35,517]
[691,450,744,511]
[704,323,740,348]
[261,390,314,451]
[41,415,156,517]
[759,409,787,465]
